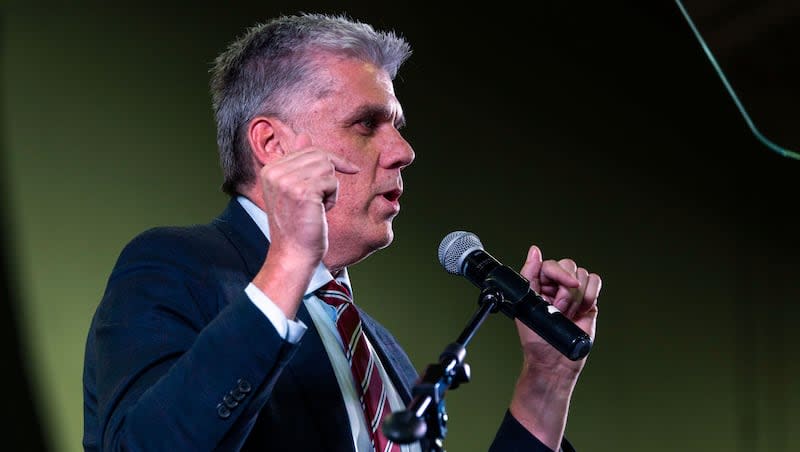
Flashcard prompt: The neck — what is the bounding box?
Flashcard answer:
[328,266,344,278]
[237,184,266,210]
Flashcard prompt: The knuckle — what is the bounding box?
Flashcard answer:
[559,258,577,268]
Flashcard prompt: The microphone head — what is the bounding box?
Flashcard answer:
[438,231,484,275]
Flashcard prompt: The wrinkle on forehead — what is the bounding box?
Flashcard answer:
[299,56,404,127]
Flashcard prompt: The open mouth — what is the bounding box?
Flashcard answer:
[382,188,402,202]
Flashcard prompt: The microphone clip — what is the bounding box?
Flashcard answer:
[477,287,504,313]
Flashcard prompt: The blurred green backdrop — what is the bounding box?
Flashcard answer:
[2,3,798,452]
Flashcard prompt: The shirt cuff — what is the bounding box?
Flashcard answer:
[245,282,307,343]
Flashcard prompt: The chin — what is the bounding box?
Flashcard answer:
[331,225,395,267]
[365,227,394,253]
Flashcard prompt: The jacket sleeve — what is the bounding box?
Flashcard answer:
[489,410,576,452]
[86,228,298,451]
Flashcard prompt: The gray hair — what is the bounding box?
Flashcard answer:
[209,12,413,195]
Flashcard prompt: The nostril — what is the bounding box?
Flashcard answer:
[383,189,401,201]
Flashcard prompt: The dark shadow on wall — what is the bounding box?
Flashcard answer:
[0,14,51,452]
[0,228,52,452]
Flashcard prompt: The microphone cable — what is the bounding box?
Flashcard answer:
[675,0,800,161]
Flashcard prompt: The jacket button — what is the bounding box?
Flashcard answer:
[231,388,246,401]
[217,403,231,419]
[223,394,239,409]
[237,378,252,393]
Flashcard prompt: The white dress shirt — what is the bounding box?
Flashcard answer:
[237,196,420,452]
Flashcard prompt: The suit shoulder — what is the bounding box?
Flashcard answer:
[128,222,224,250]
[112,222,228,273]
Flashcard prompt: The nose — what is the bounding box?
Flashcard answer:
[380,129,415,170]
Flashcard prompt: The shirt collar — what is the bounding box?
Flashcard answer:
[236,195,353,298]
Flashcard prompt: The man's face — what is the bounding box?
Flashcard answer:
[293,56,415,267]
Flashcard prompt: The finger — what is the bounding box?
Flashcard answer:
[564,267,589,318]
[262,149,335,182]
[552,284,575,314]
[328,153,360,174]
[582,273,602,310]
[558,258,578,274]
[322,181,339,211]
[280,130,359,174]
[519,245,543,294]
[541,259,580,289]
[261,150,339,206]
[545,259,580,313]
[300,156,339,211]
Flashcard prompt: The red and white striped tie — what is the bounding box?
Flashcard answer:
[316,280,401,452]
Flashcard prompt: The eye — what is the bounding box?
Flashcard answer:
[346,107,403,135]
[353,113,385,136]
[358,117,377,131]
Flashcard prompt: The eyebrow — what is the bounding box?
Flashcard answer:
[345,103,406,129]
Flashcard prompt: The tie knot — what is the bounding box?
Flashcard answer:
[315,279,353,307]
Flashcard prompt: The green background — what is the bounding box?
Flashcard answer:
[2,3,798,451]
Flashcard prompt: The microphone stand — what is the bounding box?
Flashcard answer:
[382,287,505,452]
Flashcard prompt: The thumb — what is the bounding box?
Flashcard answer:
[520,245,543,293]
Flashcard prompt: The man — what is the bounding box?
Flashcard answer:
[82,12,601,452]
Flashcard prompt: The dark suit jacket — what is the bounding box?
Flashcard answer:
[83,197,571,451]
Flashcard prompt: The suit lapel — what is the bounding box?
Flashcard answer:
[212,197,269,278]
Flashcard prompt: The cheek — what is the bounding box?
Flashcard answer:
[332,144,378,211]
[338,174,371,203]
[328,183,359,220]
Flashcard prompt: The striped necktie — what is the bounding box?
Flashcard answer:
[315,280,401,452]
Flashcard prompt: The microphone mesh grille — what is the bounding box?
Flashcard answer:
[438,231,484,275]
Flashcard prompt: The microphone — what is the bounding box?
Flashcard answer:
[438,231,592,361]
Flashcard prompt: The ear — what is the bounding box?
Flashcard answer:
[246,116,293,166]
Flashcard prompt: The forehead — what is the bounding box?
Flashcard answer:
[308,56,404,122]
